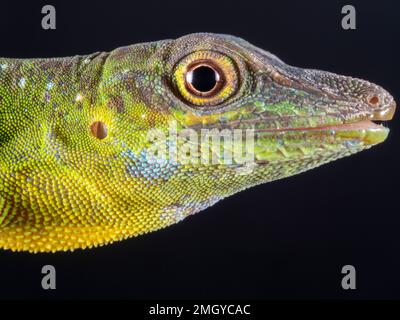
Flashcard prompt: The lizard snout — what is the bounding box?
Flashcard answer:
[370,100,396,121]
[301,68,396,123]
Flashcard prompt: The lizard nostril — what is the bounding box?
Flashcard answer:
[91,121,108,140]
[367,94,380,106]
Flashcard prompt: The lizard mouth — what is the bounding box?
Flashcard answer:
[256,101,396,146]
[302,119,389,145]
[311,100,396,145]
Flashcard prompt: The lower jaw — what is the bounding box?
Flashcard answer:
[252,120,389,162]
[307,119,389,145]
[255,119,389,145]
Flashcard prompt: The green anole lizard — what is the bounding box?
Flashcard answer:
[0,33,396,252]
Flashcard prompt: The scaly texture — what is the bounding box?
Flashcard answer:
[0,33,395,252]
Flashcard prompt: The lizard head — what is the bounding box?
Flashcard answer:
[102,33,396,222]
[164,33,395,159]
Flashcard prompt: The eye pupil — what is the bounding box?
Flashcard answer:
[186,65,220,93]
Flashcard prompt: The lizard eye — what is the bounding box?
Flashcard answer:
[173,51,238,107]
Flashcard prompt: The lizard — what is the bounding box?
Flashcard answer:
[0,33,395,253]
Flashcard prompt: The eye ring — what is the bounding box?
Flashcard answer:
[184,61,225,97]
[172,50,239,107]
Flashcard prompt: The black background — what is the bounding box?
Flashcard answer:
[0,0,399,300]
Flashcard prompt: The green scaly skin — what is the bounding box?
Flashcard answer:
[0,33,396,252]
